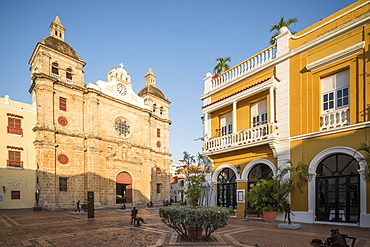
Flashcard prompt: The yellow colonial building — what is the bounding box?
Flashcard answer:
[201,0,370,227]
[0,95,36,208]
[28,17,171,210]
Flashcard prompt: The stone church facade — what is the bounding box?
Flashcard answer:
[28,17,171,210]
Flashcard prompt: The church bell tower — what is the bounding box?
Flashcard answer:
[28,16,86,209]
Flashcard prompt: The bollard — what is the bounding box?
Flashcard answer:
[87,191,94,220]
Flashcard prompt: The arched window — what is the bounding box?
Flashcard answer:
[247,163,273,190]
[316,153,359,223]
[217,168,236,209]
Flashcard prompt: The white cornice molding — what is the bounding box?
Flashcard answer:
[292,1,370,39]
[202,77,275,113]
[291,12,370,57]
[290,121,370,141]
[306,41,364,71]
[0,103,36,115]
[200,5,370,101]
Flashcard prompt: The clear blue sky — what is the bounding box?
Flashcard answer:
[0,0,356,161]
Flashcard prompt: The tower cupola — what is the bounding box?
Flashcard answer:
[145,67,156,87]
[49,16,66,41]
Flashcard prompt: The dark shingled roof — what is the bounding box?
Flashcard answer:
[138,85,166,100]
[44,36,79,60]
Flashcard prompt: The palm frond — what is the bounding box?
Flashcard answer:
[270,32,279,45]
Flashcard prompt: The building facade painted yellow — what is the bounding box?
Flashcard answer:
[201,0,370,227]
[27,17,171,210]
[0,96,36,208]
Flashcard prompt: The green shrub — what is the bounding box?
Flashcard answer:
[159,206,229,239]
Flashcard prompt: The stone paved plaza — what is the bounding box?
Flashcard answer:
[1,207,369,247]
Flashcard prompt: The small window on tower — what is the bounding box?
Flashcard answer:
[52,62,59,75]
[157,128,161,138]
[153,104,156,113]
[55,31,58,36]
[66,68,73,80]
[59,97,67,111]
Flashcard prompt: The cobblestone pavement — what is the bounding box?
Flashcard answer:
[1,207,369,247]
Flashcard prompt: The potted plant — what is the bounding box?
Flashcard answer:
[247,163,308,222]
[159,152,230,240]
[226,206,235,216]
[247,178,291,222]
[159,206,229,240]
[245,207,259,218]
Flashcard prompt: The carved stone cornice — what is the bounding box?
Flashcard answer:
[33,140,57,148]
[33,126,55,133]
[29,73,55,93]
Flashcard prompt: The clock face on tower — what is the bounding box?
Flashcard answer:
[117,84,127,96]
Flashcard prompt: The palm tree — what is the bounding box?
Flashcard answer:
[213,57,231,75]
[269,17,298,45]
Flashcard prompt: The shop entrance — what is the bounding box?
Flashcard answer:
[315,153,359,223]
[217,168,236,209]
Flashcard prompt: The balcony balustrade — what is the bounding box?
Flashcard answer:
[211,45,277,91]
[204,122,278,153]
[320,108,349,130]
[66,79,73,84]
[7,127,23,135]
[52,73,60,80]
[7,160,23,168]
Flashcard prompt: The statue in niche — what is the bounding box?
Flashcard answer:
[121,145,130,160]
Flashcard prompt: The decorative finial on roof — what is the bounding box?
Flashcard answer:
[54,16,61,25]
[145,67,156,87]
[49,16,66,41]
[146,67,155,76]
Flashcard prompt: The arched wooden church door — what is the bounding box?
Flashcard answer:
[116,172,132,203]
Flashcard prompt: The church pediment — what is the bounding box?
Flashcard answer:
[86,64,148,109]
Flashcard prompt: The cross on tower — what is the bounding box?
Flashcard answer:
[119,63,124,69]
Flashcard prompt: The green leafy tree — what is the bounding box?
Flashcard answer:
[213,57,231,75]
[269,17,298,45]
[286,160,309,192]
[176,152,211,207]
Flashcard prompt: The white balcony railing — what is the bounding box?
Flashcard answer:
[320,108,349,130]
[66,79,73,84]
[211,45,277,91]
[52,73,60,80]
[204,122,278,153]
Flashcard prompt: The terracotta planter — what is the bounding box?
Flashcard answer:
[187,228,203,240]
[262,211,277,222]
